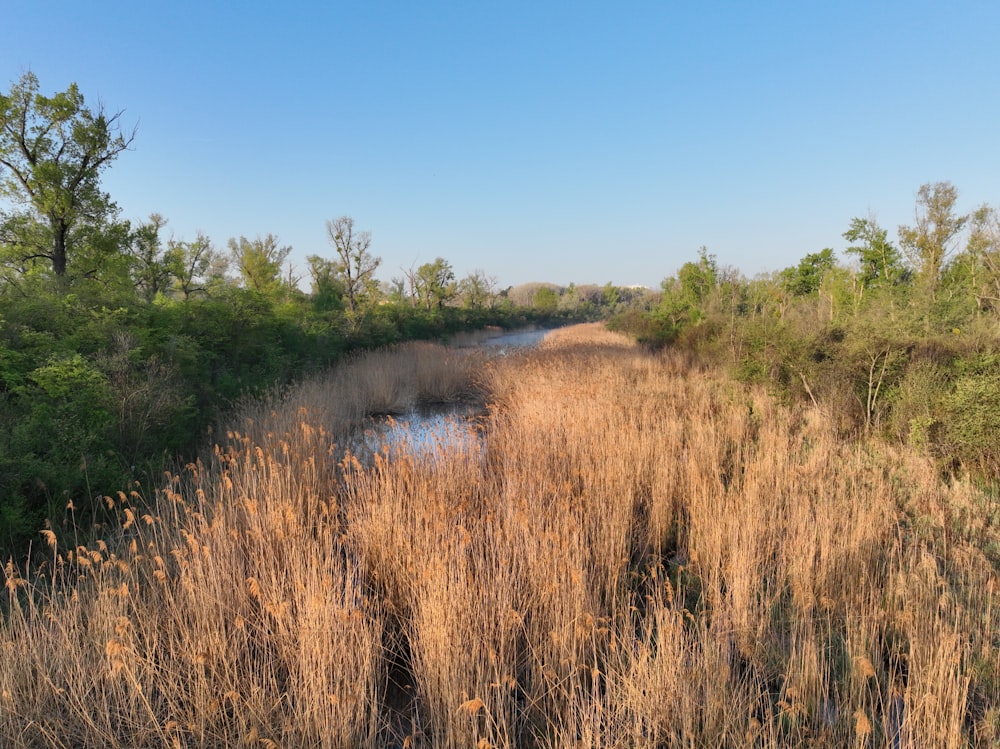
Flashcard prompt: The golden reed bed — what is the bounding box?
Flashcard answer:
[3,324,997,747]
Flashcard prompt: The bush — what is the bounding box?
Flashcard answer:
[941,364,1000,473]
[888,361,948,450]
[607,309,675,348]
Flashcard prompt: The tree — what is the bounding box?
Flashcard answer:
[457,269,497,309]
[558,282,581,313]
[602,282,621,310]
[533,285,559,313]
[170,232,222,300]
[415,257,456,310]
[899,182,967,306]
[0,71,135,278]
[927,204,1000,326]
[964,205,1000,318]
[843,215,906,293]
[780,248,836,297]
[306,254,345,312]
[228,234,292,297]
[127,213,173,302]
[678,247,718,306]
[658,247,719,326]
[325,216,380,314]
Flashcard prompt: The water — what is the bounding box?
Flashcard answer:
[361,327,549,459]
[479,328,549,351]
[448,326,550,352]
[358,404,481,461]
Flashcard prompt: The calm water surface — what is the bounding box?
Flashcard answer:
[362,328,550,458]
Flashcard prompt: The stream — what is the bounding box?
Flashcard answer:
[358,327,549,459]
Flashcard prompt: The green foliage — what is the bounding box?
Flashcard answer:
[532,285,558,313]
[228,234,293,297]
[780,248,835,296]
[306,254,346,312]
[899,182,968,296]
[677,247,717,304]
[0,71,134,278]
[457,269,496,309]
[843,216,907,291]
[657,247,718,328]
[127,213,173,301]
[169,232,224,299]
[964,204,1000,317]
[612,186,1000,481]
[324,216,381,314]
[941,355,1000,472]
[5,352,117,530]
[415,257,456,310]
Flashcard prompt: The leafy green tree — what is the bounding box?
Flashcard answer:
[602,282,621,310]
[127,213,174,301]
[306,254,346,312]
[899,182,967,308]
[780,248,836,296]
[325,216,381,314]
[558,282,581,313]
[961,204,1000,319]
[533,285,559,313]
[18,352,116,494]
[170,232,223,299]
[843,216,906,292]
[0,212,50,288]
[677,247,718,307]
[657,247,719,328]
[228,234,292,297]
[457,269,496,309]
[415,257,456,310]
[0,71,135,278]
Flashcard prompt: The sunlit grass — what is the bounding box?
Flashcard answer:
[2,325,998,747]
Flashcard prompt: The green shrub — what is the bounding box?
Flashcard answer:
[888,361,948,450]
[942,368,1000,472]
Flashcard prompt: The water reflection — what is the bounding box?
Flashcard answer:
[479,328,548,351]
[359,327,548,460]
[449,326,549,352]
[359,405,481,461]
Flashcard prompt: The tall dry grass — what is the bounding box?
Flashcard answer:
[3,325,998,747]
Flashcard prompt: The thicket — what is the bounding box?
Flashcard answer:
[611,183,1000,483]
[0,275,576,550]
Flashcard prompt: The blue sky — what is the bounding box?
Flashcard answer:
[4,1,1000,289]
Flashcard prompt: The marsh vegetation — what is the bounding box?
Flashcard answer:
[3,324,997,747]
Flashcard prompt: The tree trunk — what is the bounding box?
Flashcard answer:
[51,218,69,276]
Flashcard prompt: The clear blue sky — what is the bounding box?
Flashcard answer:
[5,0,1000,289]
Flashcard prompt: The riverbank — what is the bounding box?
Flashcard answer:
[2,323,997,747]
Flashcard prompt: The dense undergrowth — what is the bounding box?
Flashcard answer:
[3,324,997,747]
[0,280,567,552]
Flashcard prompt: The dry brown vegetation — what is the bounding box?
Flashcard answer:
[3,324,999,747]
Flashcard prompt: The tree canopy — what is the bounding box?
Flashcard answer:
[0,71,135,279]
[324,216,380,314]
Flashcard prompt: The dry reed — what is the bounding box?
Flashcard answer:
[2,326,997,747]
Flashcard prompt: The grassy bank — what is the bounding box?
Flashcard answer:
[3,325,998,747]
